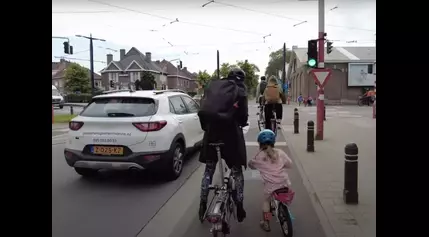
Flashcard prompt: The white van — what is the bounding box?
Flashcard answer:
[52,85,64,109]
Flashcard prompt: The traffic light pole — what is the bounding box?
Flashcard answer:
[75,34,106,96]
[315,0,326,140]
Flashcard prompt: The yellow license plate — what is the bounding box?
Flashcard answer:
[92,146,124,155]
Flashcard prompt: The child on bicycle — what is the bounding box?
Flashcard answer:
[248,129,293,232]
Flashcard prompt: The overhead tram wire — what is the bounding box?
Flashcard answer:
[87,0,268,36]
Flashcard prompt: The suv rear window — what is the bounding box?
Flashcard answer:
[80,97,157,117]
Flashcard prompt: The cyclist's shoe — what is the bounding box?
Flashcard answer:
[199,201,207,223]
[236,202,247,222]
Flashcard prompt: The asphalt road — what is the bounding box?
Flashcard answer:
[52,140,201,237]
[52,103,332,237]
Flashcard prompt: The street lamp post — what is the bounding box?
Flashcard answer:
[76,34,106,96]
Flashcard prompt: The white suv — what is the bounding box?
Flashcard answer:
[64,90,204,180]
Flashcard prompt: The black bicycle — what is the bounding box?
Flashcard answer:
[271,108,280,136]
[257,104,265,131]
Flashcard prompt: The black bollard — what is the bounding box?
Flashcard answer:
[306,121,315,152]
[343,143,359,204]
[324,106,326,121]
[70,105,74,115]
[293,108,299,134]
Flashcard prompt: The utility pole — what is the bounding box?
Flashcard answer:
[75,34,106,96]
[282,43,287,104]
[315,0,326,140]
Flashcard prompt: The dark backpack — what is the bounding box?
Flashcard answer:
[199,79,239,122]
[259,81,267,95]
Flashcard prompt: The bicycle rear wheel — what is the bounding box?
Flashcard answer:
[271,120,277,135]
[278,203,293,237]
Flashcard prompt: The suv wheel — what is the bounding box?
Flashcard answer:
[74,167,98,177]
[164,142,184,181]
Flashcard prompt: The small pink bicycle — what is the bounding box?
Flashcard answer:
[269,187,295,237]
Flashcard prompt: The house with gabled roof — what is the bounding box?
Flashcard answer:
[52,59,102,93]
[287,46,376,104]
[100,47,167,90]
[155,59,197,93]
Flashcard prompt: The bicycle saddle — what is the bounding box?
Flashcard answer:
[273,187,289,194]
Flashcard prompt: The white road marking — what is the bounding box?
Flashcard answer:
[339,114,363,118]
[52,133,68,140]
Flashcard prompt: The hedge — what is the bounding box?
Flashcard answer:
[64,93,93,103]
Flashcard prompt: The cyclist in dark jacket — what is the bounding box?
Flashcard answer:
[198,68,249,223]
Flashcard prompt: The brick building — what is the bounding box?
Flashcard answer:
[287,46,376,104]
[100,47,167,90]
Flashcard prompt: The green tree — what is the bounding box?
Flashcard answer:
[212,63,235,79]
[265,48,292,78]
[196,70,211,87]
[140,71,156,89]
[236,59,259,95]
[64,63,91,93]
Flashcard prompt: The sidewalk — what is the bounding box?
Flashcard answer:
[282,105,376,237]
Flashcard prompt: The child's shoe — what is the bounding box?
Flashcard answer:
[259,212,271,232]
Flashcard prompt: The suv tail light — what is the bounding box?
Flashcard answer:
[133,121,167,132]
[69,121,84,131]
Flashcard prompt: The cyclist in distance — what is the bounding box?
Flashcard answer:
[198,68,249,223]
[263,76,283,129]
[255,76,267,106]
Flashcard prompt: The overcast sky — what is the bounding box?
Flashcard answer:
[52,0,376,75]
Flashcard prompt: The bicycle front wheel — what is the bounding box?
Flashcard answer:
[278,203,293,237]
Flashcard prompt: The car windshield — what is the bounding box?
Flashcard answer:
[80,97,157,117]
[52,89,61,96]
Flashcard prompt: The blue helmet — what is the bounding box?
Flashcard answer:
[257,129,276,145]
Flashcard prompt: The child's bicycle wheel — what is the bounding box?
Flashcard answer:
[278,203,293,237]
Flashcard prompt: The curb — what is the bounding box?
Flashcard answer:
[280,129,337,237]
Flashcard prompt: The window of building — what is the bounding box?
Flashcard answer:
[367,64,373,74]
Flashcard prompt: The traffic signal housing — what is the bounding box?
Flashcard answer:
[327,41,333,54]
[307,40,318,68]
[110,80,114,88]
[63,41,70,54]
[63,41,73,54]
[179,60,183,69]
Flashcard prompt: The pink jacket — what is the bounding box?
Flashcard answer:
[248,148,293,195]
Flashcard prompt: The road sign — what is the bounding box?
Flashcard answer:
[310,68,332,88]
